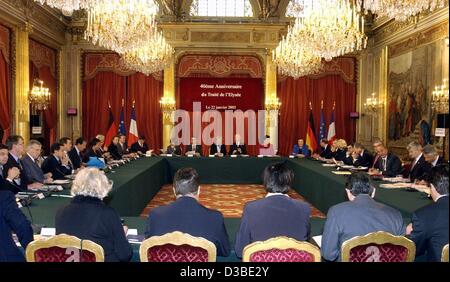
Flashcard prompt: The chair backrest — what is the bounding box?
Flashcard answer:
[140,231,216,262]
[242,237,321,262]
[442,244,449,262]
[25,234,104,262]
[341,231,416,262]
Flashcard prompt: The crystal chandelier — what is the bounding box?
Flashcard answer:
[120,27,174,75]
[34,0,96,16]
[291,0,367,61]
[272,24,323,79]
[29,79,51,111]
[358,0,448,21]
[85,0,159,54]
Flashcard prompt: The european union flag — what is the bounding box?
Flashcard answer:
[319,108,326,141]
[119,106,126,135]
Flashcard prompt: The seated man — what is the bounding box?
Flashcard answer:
[0,144,22,193]
[318,138,333,159]
[68,137,86,170]
[185,137,202,157]
[292,138,310,157]
[117,135,135,158]
[369,143,403,177]
[42,143,72,180]
[229,134,247,156]
[130,136,149,155]
[0,190,33,262]
[3,135,42,191]
[258,135,275,156]
[423,145,445,168]
[235,162,311,258]
[351,143,373,167]
[166,139,181,156]
[342,144,354,165]
[406,164,449,262]
[108,136,122,160]
[407,141,431,183]
[210,137,227,157]
[21,140,53,184]
[59,137,74,172]
[321,172,404,261]
[145,168,230,257]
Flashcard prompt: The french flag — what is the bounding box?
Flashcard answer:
[128,101,139,145]
[327,103,336,144]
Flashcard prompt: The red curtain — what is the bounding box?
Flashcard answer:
[127,73,163,150]
[277,75,356,156]
[82,72,127,141]
[0,24,10,143]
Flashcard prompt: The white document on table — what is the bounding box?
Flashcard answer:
[313,235,322,248]
[40,228,56,237]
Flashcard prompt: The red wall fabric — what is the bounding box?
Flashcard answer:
[277,75,357,156]
[82,72,127,142]
[82,71,163,151]
[127,73,163,151]
[0,24,10,143]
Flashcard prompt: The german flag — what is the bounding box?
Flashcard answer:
[306,103,318,153]
[104,103,117,147]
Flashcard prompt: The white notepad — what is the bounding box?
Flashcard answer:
[313,235,322,248]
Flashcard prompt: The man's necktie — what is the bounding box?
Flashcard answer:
[382,158,387,171]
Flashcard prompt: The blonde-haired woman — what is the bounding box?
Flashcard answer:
[55,168,132,262]
[331,139,348,161]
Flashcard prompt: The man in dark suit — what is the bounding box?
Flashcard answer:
[117,135,129,156]
[423,145,445,168]
[321,172,405,261]
[0,189,33,262]
[3,135,41,191]
[0,144,22,194]
[406,164,449,262]
[21,140,53,184]
[407,141,432,182]
[210,137,227,156]
[319,138,333,159]
[229,134,247,155]
[130,136,149,155]
[185,137,203,157]
[235,162,311,258]
[145,168,230,257]
[108,136,122,160]
[59,137,74,172]
[42,143,72,180]
[68,137,86,170]
[369,143,403,177]
[166,139,182,156]
[351,143,373,167]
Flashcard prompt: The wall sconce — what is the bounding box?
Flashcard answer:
[265,96,281,112]
[29,79,51,112]
[432,78,449,113]
[159,96,176,123]
[363,92,383,112]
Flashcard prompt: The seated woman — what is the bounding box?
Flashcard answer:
[108,136,122,160]
[259,135,276,156]
[55,168,132,262]
[331,139,348,162]
[292,138,310,157]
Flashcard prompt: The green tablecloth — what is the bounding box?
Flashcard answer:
[24,156,432,262]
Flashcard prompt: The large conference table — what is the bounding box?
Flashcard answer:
[25,156,432,262]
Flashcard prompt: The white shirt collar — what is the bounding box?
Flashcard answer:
[436,194,449,201]
[432,156,440,167]
[414,153,423,164]
[27,153,36,161]
[265,193,289,198]
[75,146,81,154]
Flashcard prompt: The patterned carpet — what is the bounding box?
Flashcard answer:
[141,184,325,218]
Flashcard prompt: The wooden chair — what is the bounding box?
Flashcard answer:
[442,244,449,262]
[25,234,104,262]
[140,231,216,262]
[341,231,416,262]
[242,237,321,262]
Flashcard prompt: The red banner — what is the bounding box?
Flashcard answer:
[179,77,263,112]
